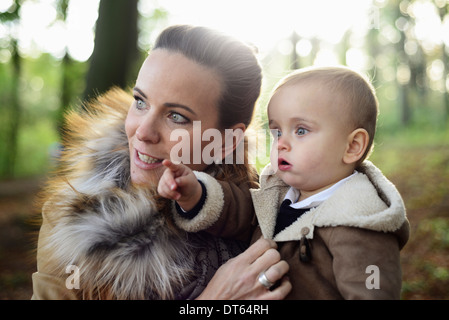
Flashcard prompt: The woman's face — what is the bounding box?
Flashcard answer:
[125,49,222,187]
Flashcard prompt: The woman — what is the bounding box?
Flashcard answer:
[32,25,290,299]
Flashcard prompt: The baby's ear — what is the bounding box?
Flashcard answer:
[343,128,369,165]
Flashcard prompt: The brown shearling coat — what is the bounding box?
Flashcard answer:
[250,162,409,299]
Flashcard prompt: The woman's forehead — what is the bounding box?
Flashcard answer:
[136,49,222,115]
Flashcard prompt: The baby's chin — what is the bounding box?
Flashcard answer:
[276,171,303,189]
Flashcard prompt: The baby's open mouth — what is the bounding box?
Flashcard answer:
[278,158,291,166]
[277,158,292,171]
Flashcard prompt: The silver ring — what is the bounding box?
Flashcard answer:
[258,271,274,289]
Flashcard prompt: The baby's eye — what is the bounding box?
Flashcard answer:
[296,127,309,136]
[270,129,281,139]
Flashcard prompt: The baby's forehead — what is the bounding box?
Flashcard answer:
[281,76,338,92]
[275,79,350,109]
[271,81,354,123]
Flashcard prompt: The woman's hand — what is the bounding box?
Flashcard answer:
[197,238,291,300]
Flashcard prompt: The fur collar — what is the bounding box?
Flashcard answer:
[40,88,196,299]
[251,161,407,243]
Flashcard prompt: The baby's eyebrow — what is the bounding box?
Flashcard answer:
[291,117,317,126]
[291,117,309,122]
[269,117,315,126]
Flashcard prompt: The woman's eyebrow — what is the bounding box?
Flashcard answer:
[133,86,147,99]
[164,103,197,116]
[133,86,197,116]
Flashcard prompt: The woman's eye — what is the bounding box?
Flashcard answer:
[296,127,309,136]
[134,97,146,110]
[169,112,189,124]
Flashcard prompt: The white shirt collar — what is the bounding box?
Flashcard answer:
[283,171,358,210]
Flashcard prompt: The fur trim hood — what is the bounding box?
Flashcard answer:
[251,161,408,248]
[35,88,240,300]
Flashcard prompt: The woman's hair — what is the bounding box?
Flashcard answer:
[153,25,262,186]
[153,25,262,129]
[274,66,379,166]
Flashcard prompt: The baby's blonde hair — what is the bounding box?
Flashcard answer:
[273,66,379,165]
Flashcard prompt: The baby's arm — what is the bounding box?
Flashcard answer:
[329,227,402,299]
[158,160,254,242]
[157,159,202,211]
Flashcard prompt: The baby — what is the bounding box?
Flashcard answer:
[159,66,409,299]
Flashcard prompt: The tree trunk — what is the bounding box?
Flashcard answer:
[4,39,22,178]
[57,52,73,135]
[290,31,299,70]
[83,0,139,102]
[399,83,410,126]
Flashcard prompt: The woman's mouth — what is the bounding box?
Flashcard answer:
[134,149,163,169]
[137,151,163,164]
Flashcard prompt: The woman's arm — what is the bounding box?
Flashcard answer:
[197,238,291,300]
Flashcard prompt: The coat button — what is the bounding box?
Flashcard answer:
[301,227,310,236]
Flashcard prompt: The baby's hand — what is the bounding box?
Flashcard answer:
[157,159,202,211]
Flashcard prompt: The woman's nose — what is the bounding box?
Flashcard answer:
[136,112,161,143]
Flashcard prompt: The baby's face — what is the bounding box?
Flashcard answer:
[268,82,354,197]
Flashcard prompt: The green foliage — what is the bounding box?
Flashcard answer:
[14,119,59,178]
[368,130,449,299]
[0,53,86,179]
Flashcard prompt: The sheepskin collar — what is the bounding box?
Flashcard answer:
[251,161,407,243]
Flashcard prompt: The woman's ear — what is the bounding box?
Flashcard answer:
[220,123,246,162]
[343,128,369,165]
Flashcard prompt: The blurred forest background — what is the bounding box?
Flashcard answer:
[0,0,448,299]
